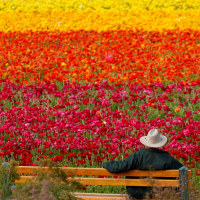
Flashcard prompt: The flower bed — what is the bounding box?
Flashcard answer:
[0,0,199,186]
[0,30,200,85]
[1,0,200,32]
[0,80,199,168]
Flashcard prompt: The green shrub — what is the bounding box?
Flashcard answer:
[0,160,83,200]
[0,161,19,200]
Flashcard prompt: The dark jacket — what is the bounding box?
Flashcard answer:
[103,148,183,199]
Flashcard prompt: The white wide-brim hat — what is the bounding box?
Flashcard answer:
[140,129,167,148]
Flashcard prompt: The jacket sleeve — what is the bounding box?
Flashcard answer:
[170,157,183,169]
[103,153,139,173]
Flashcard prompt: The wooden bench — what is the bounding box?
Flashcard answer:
[15,166,191,200]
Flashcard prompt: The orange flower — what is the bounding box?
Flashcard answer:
[96,111,101,116]
[175,107,180,112]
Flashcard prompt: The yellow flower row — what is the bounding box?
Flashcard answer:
[1,0,200,12]
[1,10,200,32]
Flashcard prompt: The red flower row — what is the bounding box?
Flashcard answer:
[0,29,200,85]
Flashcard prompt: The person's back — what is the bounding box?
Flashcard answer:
[103,129,183,199]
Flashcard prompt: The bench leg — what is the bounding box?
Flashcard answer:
[179,166,188,200]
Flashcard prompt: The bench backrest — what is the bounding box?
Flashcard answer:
[15,166,191,188]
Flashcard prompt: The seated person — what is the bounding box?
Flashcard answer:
[103,129,183,199]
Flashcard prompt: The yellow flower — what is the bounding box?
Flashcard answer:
[0,0,200,32]
[61,62,67,66]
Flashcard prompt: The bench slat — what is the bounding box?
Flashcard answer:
[75,178,179,187]
[74,196,127,200]
[15,176,179,187]
[73,193,156,200]
[16,167,191,177]
[74,197,126,200]
[73,193,128,197]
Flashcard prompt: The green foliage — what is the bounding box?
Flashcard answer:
[0,161,20,200]
[12,160,83,200]
[0,160,83,200]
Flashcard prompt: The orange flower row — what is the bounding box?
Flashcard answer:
[1,10,200,32]
[0,30,200,85]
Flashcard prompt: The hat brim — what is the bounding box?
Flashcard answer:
[140,135,167,148]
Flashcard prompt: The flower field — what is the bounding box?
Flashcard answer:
[0,80,199,168]
[0,0,200,181]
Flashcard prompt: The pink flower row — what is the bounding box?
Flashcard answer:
[0,80,199,167]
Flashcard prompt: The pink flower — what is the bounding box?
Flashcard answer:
[73,105,79,110]
[105,53,113,60]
